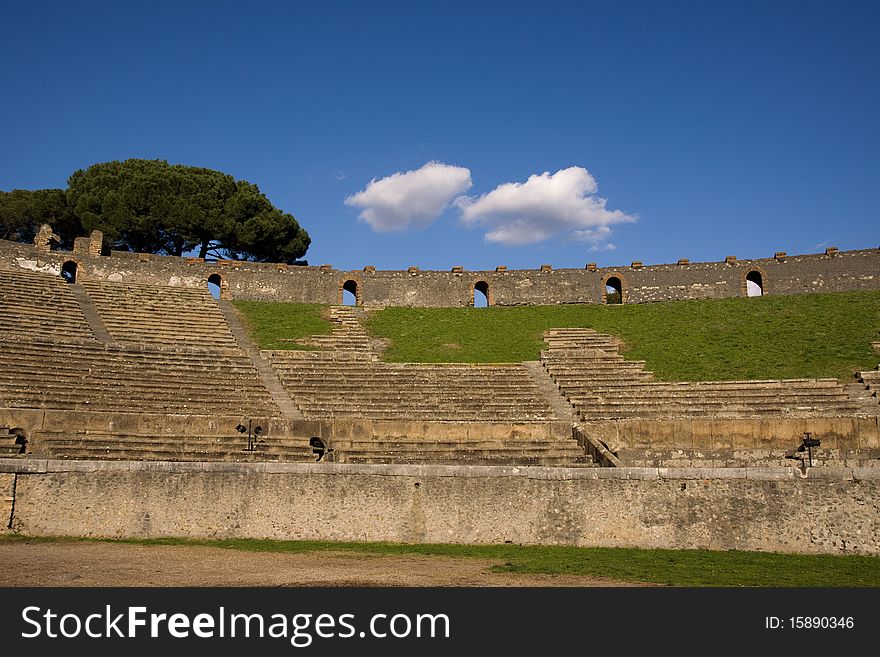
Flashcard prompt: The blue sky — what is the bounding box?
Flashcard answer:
[1,0,878,271]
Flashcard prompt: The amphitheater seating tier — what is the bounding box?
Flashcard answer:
[0,336,279,417]
[32,429,312,462]
[332,436,591,466]
[542,328,861,420]
[265,351,559,422]
[80,280,240,349]
[0,268,94,341]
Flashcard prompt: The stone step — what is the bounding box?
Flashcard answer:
[41,445,313,463]
[572,397,858,411]
[278,375,544,387]
[299,410,557,421]
[575,386,852,398]
[2,399,279,415]
[0,382,275,401]
[0,362,271,382]
[341,452,593,466]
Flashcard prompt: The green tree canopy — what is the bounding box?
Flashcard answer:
[66,159,310,262]
[0,188,79,247]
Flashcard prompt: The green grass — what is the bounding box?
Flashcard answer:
[3,534,878,586]
[364,290,880,380]
[232,300,333,350]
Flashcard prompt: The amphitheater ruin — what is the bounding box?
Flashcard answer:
[0,228,878,556]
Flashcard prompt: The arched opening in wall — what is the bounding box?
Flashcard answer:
[342,279,359,306]
[60,260,77,284]
[207,273,223,300]
[605,277,622,304]
[474,281,489,307]
[11,428,27,455]
[746,270,763,297]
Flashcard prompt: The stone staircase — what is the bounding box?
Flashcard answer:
[68,282,113,343]
[293,305,375,356]
[80,280,240,350]
[0,427,25,457]
[218,300,302,419]
[541,328,861,420]
[0,268,95,341]
[853,364,880,414]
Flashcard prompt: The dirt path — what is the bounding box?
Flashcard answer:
[0,539,656,587]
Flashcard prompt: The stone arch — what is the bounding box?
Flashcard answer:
[207,273,230,300]
[473,280,492,307]
[742,267,768,297]
[339,277,362,306]
[601,272,628,304]
[60,260,78,284]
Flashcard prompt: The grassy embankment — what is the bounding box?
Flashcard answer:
[232,301,332,351]
[235,291,880,381]
[2,534,877,587]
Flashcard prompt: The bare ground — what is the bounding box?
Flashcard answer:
[0,539,656,587]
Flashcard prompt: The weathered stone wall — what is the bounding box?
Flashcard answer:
[3,459,877,554]
[5,407,876,467]
[2,238,877,307]
[0,472,13,532]
[580,416,880,467]
[0,408,571,459]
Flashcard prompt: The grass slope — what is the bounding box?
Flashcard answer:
[365,290,880,380]
[232,301,333,350]
[4,534,877,587]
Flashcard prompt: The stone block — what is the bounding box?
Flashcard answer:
[715,419,750,449]
[0,409,45,433]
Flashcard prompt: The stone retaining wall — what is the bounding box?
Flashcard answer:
[580,416,880,466]
[2,459,877,554]
[0,408,571,458]
[0,473,13,532]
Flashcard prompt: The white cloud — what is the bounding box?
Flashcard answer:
[456,166,636,247]
[345,161,472,232]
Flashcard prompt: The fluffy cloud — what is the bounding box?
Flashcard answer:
[345,161,472,232]
[456,166,636,247]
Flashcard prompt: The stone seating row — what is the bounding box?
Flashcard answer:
[0,338,278,417]
[543,328,621,352]
[266,353,558,421]
[331,436,592,466]
[80,280,240,349]
[31,430,313,463]
[541,329,860,420]
[0,268,94,340]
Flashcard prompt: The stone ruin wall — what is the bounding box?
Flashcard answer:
[1,236,878,307]
[3,458,878,554]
